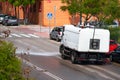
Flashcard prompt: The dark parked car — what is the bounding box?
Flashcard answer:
[49,26,64,41]
[110,46,120,62]
[2,16,18,26]
[0,14,7,24]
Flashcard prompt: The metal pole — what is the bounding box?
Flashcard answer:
[40,12,41,32]
[49,19,51,33]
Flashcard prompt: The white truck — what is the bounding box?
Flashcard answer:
[59,25,110,64]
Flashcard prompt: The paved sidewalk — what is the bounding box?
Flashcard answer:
[13,25,52,38]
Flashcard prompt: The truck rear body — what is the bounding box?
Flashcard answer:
[60,25,110,64]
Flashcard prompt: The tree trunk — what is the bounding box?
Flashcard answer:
[14,7,17,16]
[72,14,75,25]
[22,6,27,25]
[18,6,20,25]
[79,13,82,26]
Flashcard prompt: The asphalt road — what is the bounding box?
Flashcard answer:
[5,26,120,80]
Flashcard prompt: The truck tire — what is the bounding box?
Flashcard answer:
[59,45,63,53]
[71,51,77,64]
[60,45,67,59]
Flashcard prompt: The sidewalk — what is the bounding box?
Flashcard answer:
[14,25,52,38]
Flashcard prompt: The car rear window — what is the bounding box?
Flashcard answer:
[9,16,17,19]
[58,27,64,31]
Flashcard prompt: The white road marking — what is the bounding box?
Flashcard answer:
[9,35,12,37]
[20,33,31,38]
[28,34,39,38]
[89,65,120,79]
[17,56,63,80]
[11,33,21,37]
[78,65,115,80]
[57,56,115,80]
[16,51,60,56]
[9,33,40,38]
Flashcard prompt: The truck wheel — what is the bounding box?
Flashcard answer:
[71,51,77,64]
[61,54,66,59]
[59,45,63,53]
[60,45,67,59]
[49,34,53,40]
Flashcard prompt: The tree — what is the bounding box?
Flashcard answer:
[94,0,120,25]
[81,0,101,24]
[8,0,21,17]
[61,0,120,27]
[0,0,9,14]
[61,0,83,25]
[2,0,36,25]
[19,0,35,24]
[0,41,25,80]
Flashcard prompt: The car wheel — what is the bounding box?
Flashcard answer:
[16,24,18,26]
[49,34,53,40]
[56,36,60,42]
[5,23,8,26]
[56,37,60,42]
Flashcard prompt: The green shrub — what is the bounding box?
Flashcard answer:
[0,40,25,80]
[105,27,120,43]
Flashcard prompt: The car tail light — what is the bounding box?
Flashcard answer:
[5,20,8,22]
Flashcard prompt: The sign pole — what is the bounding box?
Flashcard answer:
[49,19,51,33]
[40,12,41,32]
[47,12,53,33]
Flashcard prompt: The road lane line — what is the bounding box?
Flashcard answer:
[28,34,39,38]
[16,51,59,56]
[20,34,31,38]
[77,65,115,80]
[9,35,12,37]
[89,65,120,79]
[11,33,21,37]
[57,56,115,80]
[17,56,63,80]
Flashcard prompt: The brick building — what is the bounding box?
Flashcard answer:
[1,0,81,27]
[1,0,98,27]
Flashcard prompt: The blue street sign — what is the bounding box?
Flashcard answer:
[47,12,53,19]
